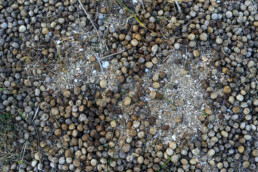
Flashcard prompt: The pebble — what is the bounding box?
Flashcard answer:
[238,146,245,153]
[171,155,179,163]
[1,22,8,29]
[221,131,228,137]
[145,62,153,68]
[169,142,177,150]
[42,27,49,34]
[149,91,156,99]
[216,37,223,44]
[223,86,231,94]
[166,148,173,156]
[208,149,215,157]
[188,33,195,41]
[63,90,71,97]
[122,144,131,153]
[34,152,42,160]
[174,43,180,49]
[19,25,26,32]
[131,39,138,46]
[100,79,107,88]
[149,127,157,135]
[124,97,131,106]
[210,92,218,99]
[152,82,160,89]
[236,94,244,101]
[152,44,158,53]
[226,11,233,18]
[252,150,258,157]
[211,13,219,20]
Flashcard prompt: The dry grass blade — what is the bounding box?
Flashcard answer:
[18,141,28,171]
[77,0,101,40]
[159,140,186,171]
[116,0,154,33]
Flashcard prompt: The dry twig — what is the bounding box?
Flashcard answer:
[77,0,101,40]
[101,50,125,60]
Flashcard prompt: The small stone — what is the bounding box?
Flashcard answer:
[131,39,138,46]
[152,82,160,89]
[232,106,240,113]
[211,13,218,20]
[19,25,26,32]
[169,142,177,149]
[242,161,250,168]
[190,158,197,164]
[59,157,65,164]
[210,92,218,99]
[180,159,188,165]
[31,160,37,167]
[1,22,8,29]
[208,149,215,157]
[24,79,31,86]
[122,144,131,153]
[51,108,59,116]
[100,79,107,89]
[244,135,251,140]
[253,21,258,27]
[133,121,140,128]
[174,43,180,49]
[221,130,228,137]
[252,149,258,157]
[149,16,156,23]
[223,86,231,94]
[171,155,179,163]
[152,44,158,53]
[124,97,131,106]
[253,99,258,106]
[74,86,81,95]
[137,131,145,138]
[145,62,153,68]
[42,28,49,34]
[236,94,244,101]
[90,159,97,166]
[247,60,255,68]
[89,55,95,62]
[216,37,223,44]
[63,90,71,97]
[166,148,173,156]
[78,114,87,122]
[110,120,117,128]
[150,91,156,99]
[34,152,42,160]
[152,74,159,81]
[41,113,49,121]
[73,159,80,167]
[193,50,200,57]
[238,146,245,153]
[192,148,200,155]
[200,33,208,41]
[149,127,157,135]
[188,33,195,40]
[226,11,233,18]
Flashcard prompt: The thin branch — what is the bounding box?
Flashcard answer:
[101,50,125,60]
[95,54,103,72]
[18,141,28,171]
[77,0,101,40]
[175,1,182,13]
[32,105,40,121]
